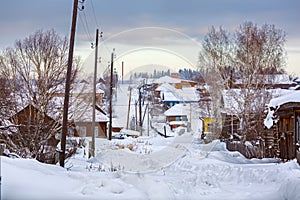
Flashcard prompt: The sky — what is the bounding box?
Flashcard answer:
[1,0,299,77]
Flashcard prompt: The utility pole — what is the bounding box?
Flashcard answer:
[91,29,100,157]
[147,103,150,136]
[126,87,132,129]
[122,61,124,84]
[60,0,79,167]
[139,86,142,135]
[108,49,115,140]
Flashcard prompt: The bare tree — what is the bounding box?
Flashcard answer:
[233,22,286,141]
[198,26,232,140]
[199,22,286,143]
[0,29,80,163]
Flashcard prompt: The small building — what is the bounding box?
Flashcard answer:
[164,103,202,132]
[155,83,200,109]
[264,91,300,161]
[233,74,297,89]
[164,103,189,130]
[54,81,105,106]
[154,75,197,89]
[50,97,108,138]
[9,103,60,163]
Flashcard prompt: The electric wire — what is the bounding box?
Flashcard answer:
[90,0,100,28]
[79,1,122,78]
[78,12,93,43]
[82,10,93,42]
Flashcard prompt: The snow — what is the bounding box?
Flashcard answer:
[268,90,300,108]
[71,81,105,94]
[158,83,200,102]
[264,90,300,128]
[234,74,294,85]
[154,76,182,84]
[2,138,300,199]
[164,103,190,116]
[264,109,275,129]
[50,96,109,122]
[3,83,300,199]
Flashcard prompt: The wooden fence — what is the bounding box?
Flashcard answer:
[226,140,265,159]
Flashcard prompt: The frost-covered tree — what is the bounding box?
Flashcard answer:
[199,22,286,142]
[0,29,80,163]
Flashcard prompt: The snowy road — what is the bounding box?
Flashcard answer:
[2,84,300,199]
[2,139,300,200]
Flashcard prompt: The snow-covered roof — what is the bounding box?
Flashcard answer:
[222,89,244,115]
[267,90,300,108]
[222,88,274,115]
[159,84,200,102]
[154,76,182,84]
[71,82,104,94]
[264,90,300,129]
[294,77,300,82]
[234,74,294,85]
[162,91,180,102]
[164,103,190,116]
[155,83,175,92]
[265,74,293,84]
[180,87,200,102]
[49,97,108,123]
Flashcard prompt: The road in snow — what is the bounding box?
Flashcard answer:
[2,139,300,200]
[2,83,300,199]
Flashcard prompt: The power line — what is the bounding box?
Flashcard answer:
[82,10,93,42]
[78,12,93,43]
[90,0,100,28]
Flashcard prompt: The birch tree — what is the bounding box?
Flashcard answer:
[199,22,286,142]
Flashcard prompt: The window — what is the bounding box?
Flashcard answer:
[296,114,300,143]
[68,128,74,137]
[76,126,86,137]
[94,127,98,137]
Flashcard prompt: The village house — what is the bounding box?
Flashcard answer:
[164,103,189,130]
[9,103,60,163]
[50,97,108,138]
[154,82,200,109]
[232,74,297,89]
[153,75,197,90]
[164,103,202,132]
[54,80,105,106]
[264,91,300,162]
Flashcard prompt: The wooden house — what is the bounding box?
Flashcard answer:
[50,97,108,138]
[154,75,197,90]
[10,104,60,145]
[164,103,189,130]
[232,74,297,89]
[54,81,105,106]
[9,103,60,163]
[264,91,300,161]
[155,83,200,109]
[164,103,202,132]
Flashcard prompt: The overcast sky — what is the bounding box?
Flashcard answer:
[1,0,299,76]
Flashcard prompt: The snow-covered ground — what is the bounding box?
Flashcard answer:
[2,83,300,199]
[2,137,300,200]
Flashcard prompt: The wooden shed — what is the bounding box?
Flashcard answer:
[264,91,300,162]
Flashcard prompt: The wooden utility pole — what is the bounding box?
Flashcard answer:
[139,87,142,134]
[147,103,150,136]
[135,102,138,131]
[121,61,124,84]
[60,0,79,167]
[108,49,115,140]
[126,87,132,129]
[91,28,99,157]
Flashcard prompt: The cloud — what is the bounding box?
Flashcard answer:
[1,0,300,76]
